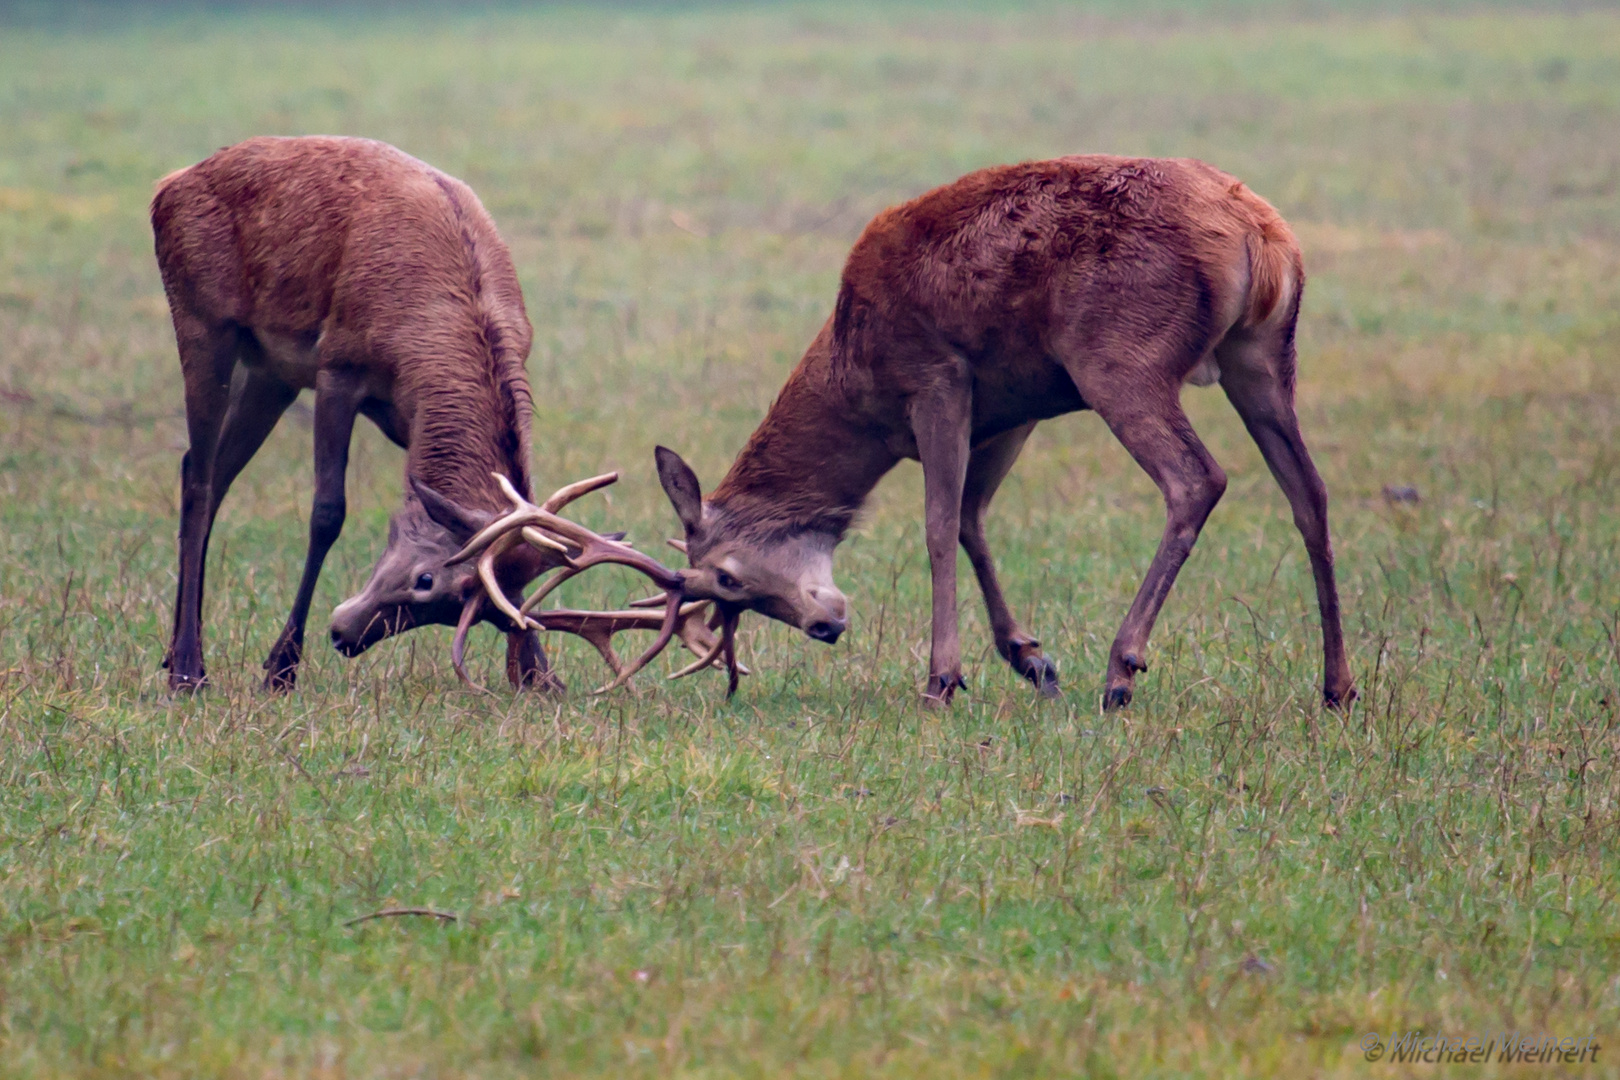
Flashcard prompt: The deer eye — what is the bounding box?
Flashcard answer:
[715,570,741,591]
[414,573,434,592]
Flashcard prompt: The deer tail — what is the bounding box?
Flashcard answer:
[1244,217,1302,328]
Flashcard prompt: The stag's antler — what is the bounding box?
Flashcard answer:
[448,471,702,693]
[534,601,747,683]
[630,589,748,697]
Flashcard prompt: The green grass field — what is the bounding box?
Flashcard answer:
[3,2,1619,1076]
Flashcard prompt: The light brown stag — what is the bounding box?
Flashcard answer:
[652,155,1355,709]
[151,136,706,694]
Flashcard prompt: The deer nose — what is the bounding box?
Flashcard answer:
[807,586,848,619]
[330,624,363,657]
[806,618,846,644]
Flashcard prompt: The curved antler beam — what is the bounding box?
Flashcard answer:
[449,474,684,594]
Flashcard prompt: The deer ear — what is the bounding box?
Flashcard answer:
[655,446,704,538]
[410,476,493,544]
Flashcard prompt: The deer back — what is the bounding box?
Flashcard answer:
[830,155,1295,395]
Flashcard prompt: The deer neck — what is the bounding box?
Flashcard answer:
[708,330,898,543]
[404,358,532,512]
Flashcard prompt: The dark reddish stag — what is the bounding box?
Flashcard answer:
[654,155,1355,708]
[152,136,701,694]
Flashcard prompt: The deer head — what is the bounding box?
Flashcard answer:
[328,479,548,657]
[330,471,692,690]
[653,446,850,646]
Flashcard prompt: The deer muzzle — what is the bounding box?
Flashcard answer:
[801,585,848,644]
[805,619,845,644]
[329,600,415,657]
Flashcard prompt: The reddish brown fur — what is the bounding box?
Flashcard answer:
[151,137,533,504]
[666,156,1353,708]
[152,136,554,692]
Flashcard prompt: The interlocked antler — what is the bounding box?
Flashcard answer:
[448,472,700,693]
[535,601,748,683]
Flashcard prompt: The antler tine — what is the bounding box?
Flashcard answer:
[540,471,619,513]
[533,604,691,634]
[450,594,486,691]
[455,600,723,691]
[673,601,746,672]
[458,605,710,688]
[520,525,570,556]
[572,624,626,677]
[477,532,533,630]
[450,466,683,610]
[449,504,546,565]
[593,592,683,694]
[616,598,751,672]
[668,633,725,680]
[447,600,740,690]
[440,470,741,695]
[531,603,724,661]
[448,472,589,566]
[720,607,742,698]
[447,472,707,691]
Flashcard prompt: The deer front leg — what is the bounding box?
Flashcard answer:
[506,628,565,693]
[499,578,565,694]
[264,370,364,692]
[911,377,973,706]
[960,422,1059,698]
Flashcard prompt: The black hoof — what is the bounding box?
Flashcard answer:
[263,647,301,693]
[1019,653,1062,699]
[1324,685,1358,710]
[167,671,207,694]
[516,671,567,695]
[923,671,967,706]
[263,664,298,694]
[1103,684,1133,711]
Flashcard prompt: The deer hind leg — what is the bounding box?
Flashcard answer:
[165,317,242,692]
[1067,366,1227,710]
[264,369,364,692]
[911,372,974,706]
[959,422,1060,698]
[182,365,299,683]
[1217,329,1355,708]
[210,365,299,510]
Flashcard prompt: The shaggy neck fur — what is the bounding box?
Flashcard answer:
[706,324,897,546]
[404,175,534,511]
[407,361,530,513]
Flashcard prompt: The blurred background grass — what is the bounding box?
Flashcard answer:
[1,3,1618,1077]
